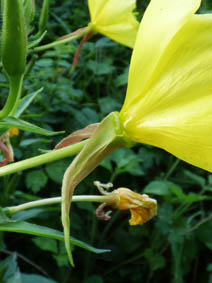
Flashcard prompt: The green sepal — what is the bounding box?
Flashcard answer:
[61,112,132,265]
[39,0,49,35]
[23,0,35,33]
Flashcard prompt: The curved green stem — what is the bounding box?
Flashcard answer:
[31,26,91,53]
[0,74,24,119]
[5,194,112,215]
[0,140,87,177]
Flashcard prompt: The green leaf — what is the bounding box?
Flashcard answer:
[0,254,21,283]
[0,220,110,254]
[144,248,166,271]
[15,88,43,118]
[114,68,129,87]
[183,193,212,203]
[21,274,57,283]
[166,182,185,199]
[83,275,104,283]
[45,159,71,184]
[98,97,121,115]
[26,169,48,193]
[87,60,115,75]
[183,170,205,188]
[32,237,58,253]
[144,180,170,195]
[0,117,64,136]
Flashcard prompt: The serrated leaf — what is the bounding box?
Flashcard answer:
[26,170,48,193]
[0,221,110,254]
[0,117,64,136]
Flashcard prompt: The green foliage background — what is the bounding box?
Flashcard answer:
[0,0,212,282]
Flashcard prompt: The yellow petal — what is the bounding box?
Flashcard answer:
[9,127,19,137]
[120,13,212,172]
[129,207,152,225]
[88,0,139,48]
[122,0,201,108]
[112,188,157,225]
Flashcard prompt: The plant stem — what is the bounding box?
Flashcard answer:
[5,195,112,215]
[0,75,24,119]
[0,140,88,177]
[164,159,180,180]
[31,26,91,53]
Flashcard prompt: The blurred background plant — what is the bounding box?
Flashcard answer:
[0,0,212,282]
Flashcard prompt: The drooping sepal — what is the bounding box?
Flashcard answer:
[61,112,132,265]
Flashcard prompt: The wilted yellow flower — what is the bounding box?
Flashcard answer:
[112,188,157,225]
[88,0,139,48]
[120,0,212,172]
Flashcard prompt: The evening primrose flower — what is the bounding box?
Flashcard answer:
[88,0,139,48]
[62,0,212,265]
[120,0,212,172]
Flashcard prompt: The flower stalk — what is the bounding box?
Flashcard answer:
[4,194,113,215]
[31,26,91,53]
[0,140,87,177]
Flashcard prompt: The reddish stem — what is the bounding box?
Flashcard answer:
[72,32,93,68]
[0,141,9,166]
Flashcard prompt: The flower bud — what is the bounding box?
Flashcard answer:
[2,0,27,76]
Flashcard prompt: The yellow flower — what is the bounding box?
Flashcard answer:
[88,0,139,48]
[9,127,19,137]
[112,188,157,225]
[120,0,212,172]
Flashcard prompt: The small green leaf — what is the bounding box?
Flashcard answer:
[26,169,48,193]
[183,170,205,188]
[183,193,212,203]
[0,117,64,136]
[87,60,115,75]
[32,237,58,253]
[144,180,170,195]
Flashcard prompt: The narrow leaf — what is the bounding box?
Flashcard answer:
[0,220,110,254]
[15,88,43,118]
[0,117,64,136]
